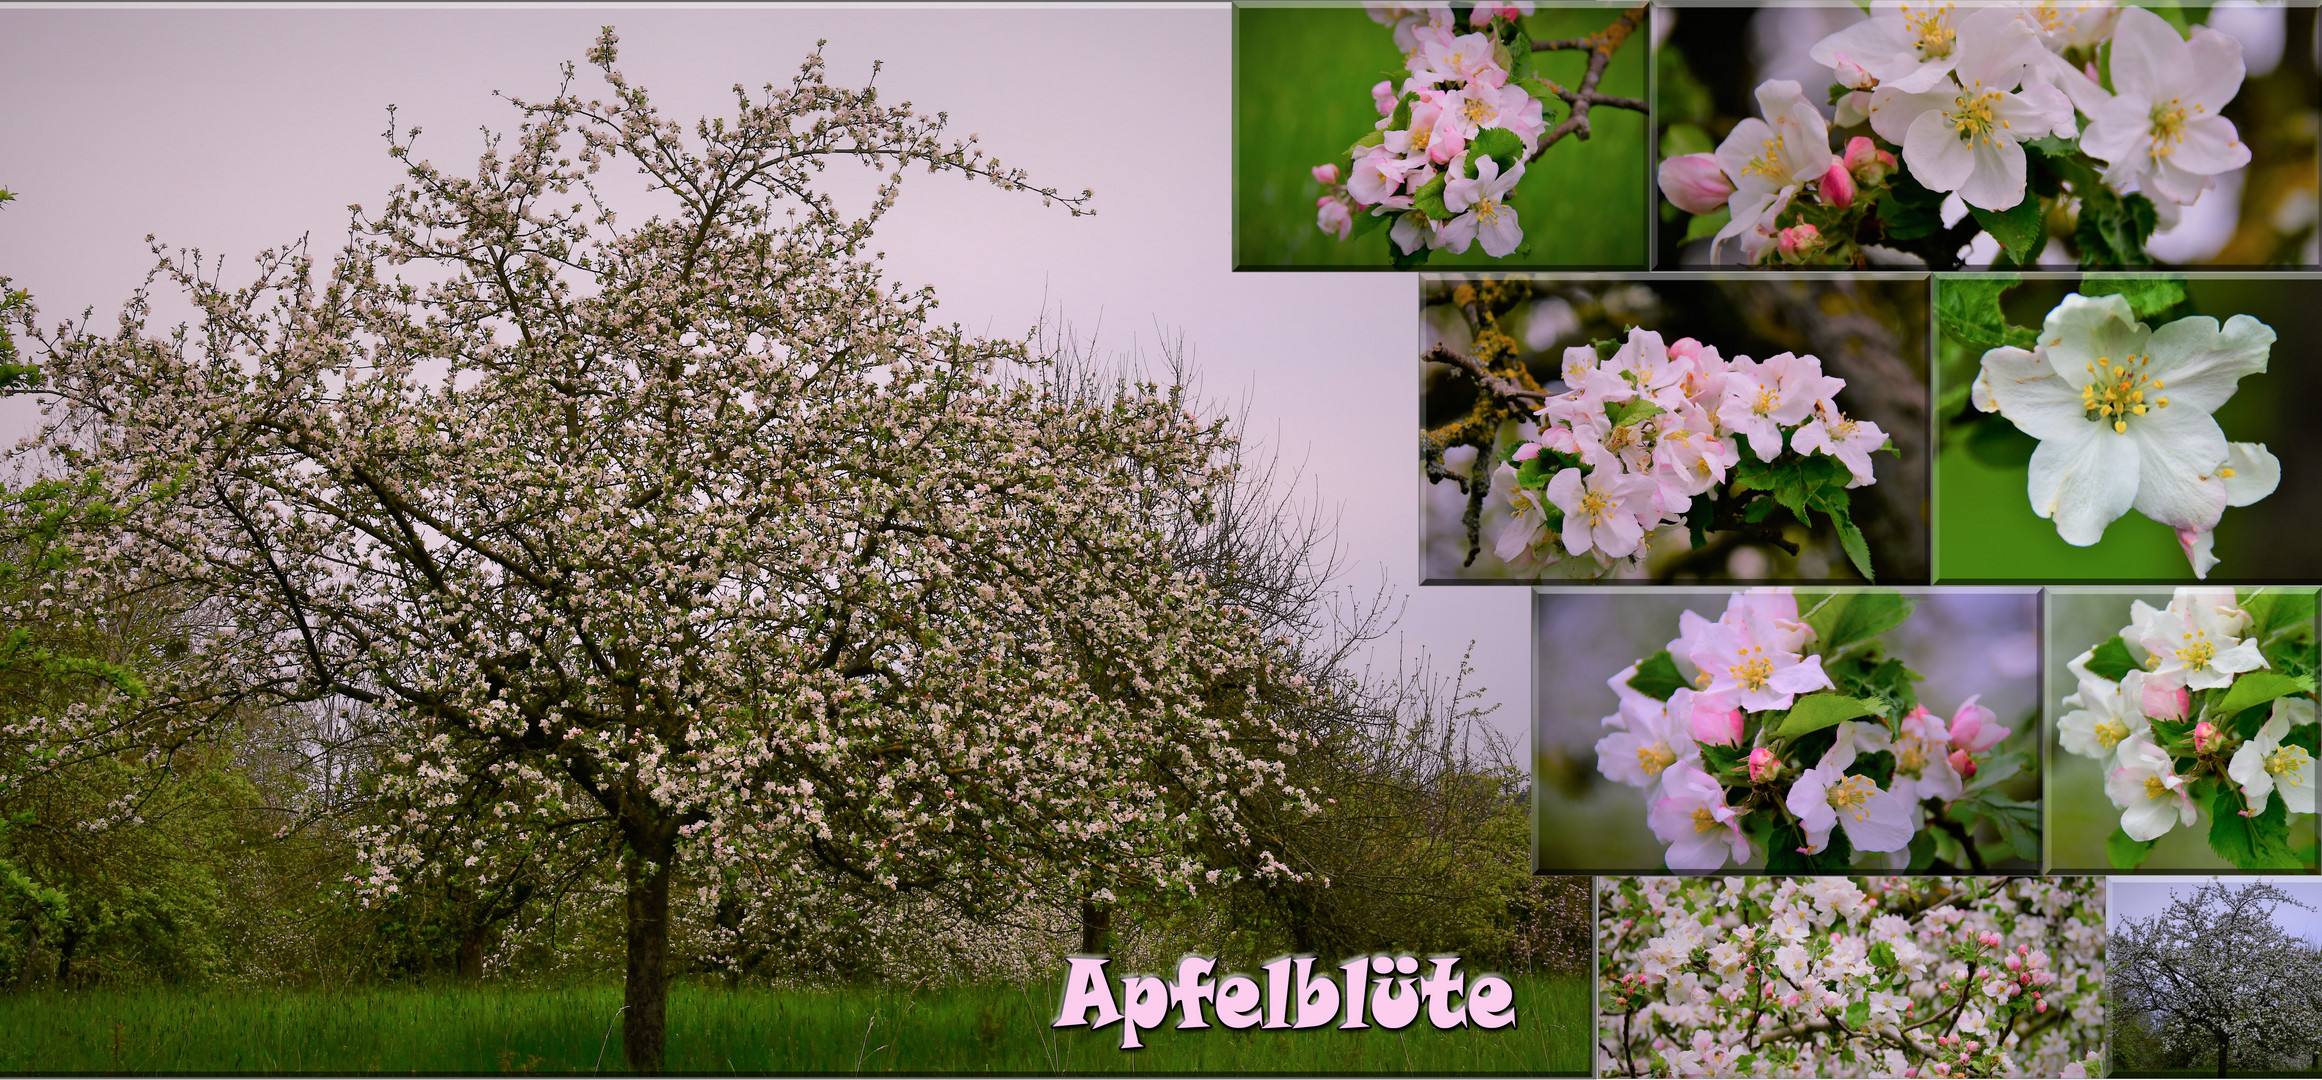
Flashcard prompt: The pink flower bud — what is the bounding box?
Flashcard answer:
[1949,696,2004,752]
[2145,680,2190,723]
[1832,52,1878,91]
[1948,748,1978,780]
[1373,80,1398,116]
[1843,136,1897,186]
[1748,746,1780,783]
[1776,223,1822,264]
[1315,196,1354,241]
[1312,163,1341,186]
[1966,1041,1980,1054]
[1782,992,1801,1007]
[1691,698,1746,747]
[2037,999,2048,1013]
[1980,932,2003,949]
[2005,955,2021,971]
[1819,161,1856,211]
[1658,153,1735,216]
[2193,720,2222,754]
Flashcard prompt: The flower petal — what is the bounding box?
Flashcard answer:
[2027,417,2137,546]
[1955,136,2028,212]
[2222,442,2280,507]
[2128,403,2231,533]
[2143,311,2275,414]
[1903,109,1977,193]
[2107,6,2186,105]
[2038,293,2148,394]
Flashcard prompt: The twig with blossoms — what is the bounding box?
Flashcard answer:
[2056,587,2317,870]
[1599,876,2104,1078]
[1658,2,2256,268]
[1422,281,1894,580]
[1310,3,1646,263]
[1594,588,2036,872]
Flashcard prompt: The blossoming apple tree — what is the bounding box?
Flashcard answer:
[2056,588,2317,871]
[2109,879,2322,1075]
[1593,589,2035,873]
[1309,3,1647,263]
[1423,280,1895,580]
[1659,3,2253,267]
[1599,875,2104,1078]
[17,34,1323,1071]
[1947,276,2278,579]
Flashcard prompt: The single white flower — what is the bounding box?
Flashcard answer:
[1596,689,1702,791]
[2080,6,2250,206]
[2137,596,2266,691]
[1789,400,1888,487]
[1862,6,2075,212]
[1785,721,1916,854]
[2228,697,2315,816]
[1711,80,1831,262]
[2057,670,2144,761]
[1717,351,1845,463]
[1808,1,1973,95]
[1648,761,1752,870]
[1545,463,1657,561]
[2105,732,2198,841]
[1971,293,2275,550]
[1442,154,1525,257]
[1491,463,1556,565]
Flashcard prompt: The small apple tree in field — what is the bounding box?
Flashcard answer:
[20,32,1319,1071]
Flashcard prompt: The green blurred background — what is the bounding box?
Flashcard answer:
[2044,589,2321,872]
[1935,276,2315,582]
[1233,4,1646,269]
[1533,589,2040,873]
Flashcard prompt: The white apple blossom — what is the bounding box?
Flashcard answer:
[1785,723,1915,854]
[2080,5,2251,206]
[1647,762,1752,870]
[2228,697,2315,816]
[2107,734,2199,841]
[2136,594,2267,691]
[1861,5,2075,212]
[1441,154,1526,257]
[1972,293,2275,573]
[1710,80,1832,262]
[1545,463,1656,561]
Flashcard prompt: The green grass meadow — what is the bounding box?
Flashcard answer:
[1233,5,1646,269]
[0,976,1590,1074]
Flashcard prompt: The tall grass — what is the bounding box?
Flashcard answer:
[0,975,1588,1074]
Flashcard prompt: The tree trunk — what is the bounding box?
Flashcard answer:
[54,926,82,988]
[2215,1036,2228,1077]
[1079,899,1112,955]
[623,838,675,1074]
[456,927,487,982]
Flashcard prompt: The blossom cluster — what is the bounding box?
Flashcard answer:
[1659,2,2252,266]
[1491,326,1886,579]
[1973,292,2276,578]
[2057,588,2318,869]
[1599,876,2104,1078]
[1596,588,2028,872]
[1311,3,1550,259]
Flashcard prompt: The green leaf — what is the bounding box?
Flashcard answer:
[1936,275,2029,352]
[1411,174,1450,221]
[1844,1000,1870,1031]
[1608,397,1666,429]
[2242,586,2319,646]
[1906,829,1937,871]
[2214,672,2315,737]
[1969,197,2046,265]
[1869,941,1898,971]
[1628,650,1689,702]
[2082,636,2141,683]
[1876,189,1944,241]
[1958,793,2040,862]
[1682,207,1730,245]
[2208,784,2303,870]
[2106,826,2156,870]
[1389,92,1416,133]
[1348,130,1386,157]
[1776,693,1875,739]
[2082,275,2186,320]
[1820,590,1914,656]
[1470,127,1525,175]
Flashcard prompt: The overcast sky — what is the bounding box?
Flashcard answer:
[2110,877,2322,945]
[0,4,1534,751]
